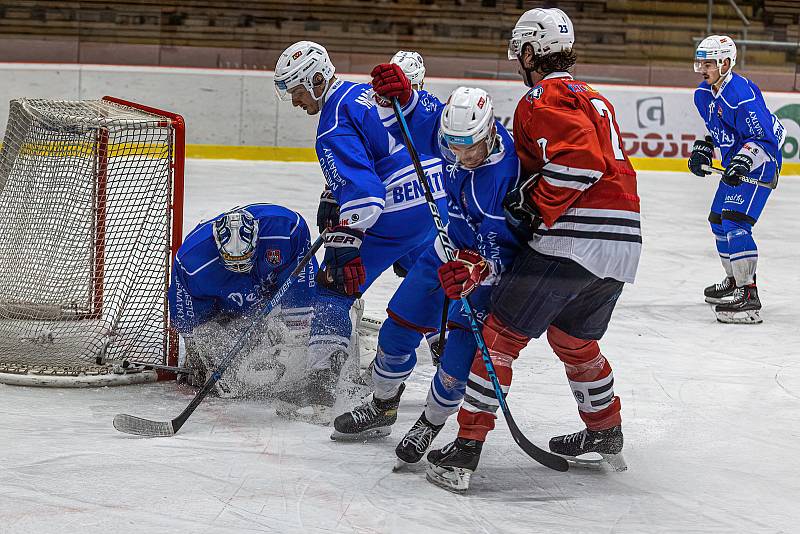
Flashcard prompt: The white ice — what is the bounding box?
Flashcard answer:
[1,160,799,534]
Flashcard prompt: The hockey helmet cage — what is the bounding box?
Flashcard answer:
[213,208,259,273]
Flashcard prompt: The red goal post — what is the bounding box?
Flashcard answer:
[0,96,185,386]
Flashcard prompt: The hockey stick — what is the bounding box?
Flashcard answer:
[430,296,449,365]
[113,233,325,437]
[391,99,568,472]
[701,136,778,189]
[700,164,778,189]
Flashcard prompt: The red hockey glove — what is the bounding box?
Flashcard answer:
[371,63,411,107]
[437,249,491,300]
[318,226,366,296]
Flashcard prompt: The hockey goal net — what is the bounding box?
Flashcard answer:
[0,97,184,386]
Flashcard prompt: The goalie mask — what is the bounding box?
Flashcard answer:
[694,35,737,75]
[438,87,497,168]
[508,8,574,87]
[391,50,426,90]
[274,41,336,102]
[213,209,259,273]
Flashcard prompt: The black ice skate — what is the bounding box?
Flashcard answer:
[425,438,483,492]
[275,367,337,426]
[704,276,736,304]
[714,284,762,324]
[549,425,627,471]
[330,383,405,441]
[393,412,444,471]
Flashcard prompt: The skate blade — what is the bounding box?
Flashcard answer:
[425,464,472,493]
[393,457,425,472]
[275,401,332,426]
[556,452,628,472]
[330,426,391,442]
[715,309,762,324]
[705,295,735,305]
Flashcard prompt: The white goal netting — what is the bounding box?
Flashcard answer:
[0,98,182,386]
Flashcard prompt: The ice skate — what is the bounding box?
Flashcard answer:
[393,412,444,471]
[425,438,483,493]
[549,425,627,471]
[330,383,405,441]
[704,275,736,304]
[715,284,762,324]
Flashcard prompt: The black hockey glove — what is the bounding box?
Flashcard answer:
[503,174,542,241]
[317,226,366,297]
[316,188,340,234]
[688,137,714,177]
[721,153,753,187]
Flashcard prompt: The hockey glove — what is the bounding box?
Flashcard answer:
[721,153,753,187]
[437,249,491,300]
[688,137,714,177]
[318,226,366,296]
[316,187,340,233]
[371,63,412,107]
[503,174,542,241]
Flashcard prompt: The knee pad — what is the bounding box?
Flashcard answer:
[481,314,528,364]
[546,325,602,370]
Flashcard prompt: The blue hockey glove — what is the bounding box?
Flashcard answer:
[503,174,542,241]
[316,188,340,234]
[688,137,714,177]
[318,226,366,296]
[721,153,753,187]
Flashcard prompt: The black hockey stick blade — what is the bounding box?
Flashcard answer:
[504,408,569,472]
[113,413,175,437]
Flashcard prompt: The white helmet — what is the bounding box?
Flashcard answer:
[694,35,737,73]
[213,208,259,273]
[391,50,426,88]
[507,8,574,60]
[274,41,335,102]
[438,87,496,165]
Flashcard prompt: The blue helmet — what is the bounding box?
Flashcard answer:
[212,208,259,273]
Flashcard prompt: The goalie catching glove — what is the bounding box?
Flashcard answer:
[437,249,491,300]
[318,226,366,296]
[371,63,412,107]
[502,174,542,241]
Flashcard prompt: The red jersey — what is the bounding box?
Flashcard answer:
[513,73,641,283]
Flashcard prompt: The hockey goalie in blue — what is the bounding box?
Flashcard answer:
[168,204,318,397]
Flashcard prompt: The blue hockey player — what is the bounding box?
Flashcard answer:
[331,69,521,470]
[689,35,785,324]
[273,41,448,399]
[168,204,318,396]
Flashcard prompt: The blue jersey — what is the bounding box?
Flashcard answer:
[382,91,522,278]
[315,80,447,240]
[168,204,317,334]
[694,73,784,179]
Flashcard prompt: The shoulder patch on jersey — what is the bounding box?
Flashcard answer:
[354,89,375,109]
[526,86,544,102]
[565,82,596,94]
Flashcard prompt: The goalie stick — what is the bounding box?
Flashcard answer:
[113,233,325,437]
[391,99,568,472]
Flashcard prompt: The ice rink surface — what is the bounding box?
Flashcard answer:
[1,160,799,534]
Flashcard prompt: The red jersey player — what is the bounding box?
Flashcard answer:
[426,7,641,492]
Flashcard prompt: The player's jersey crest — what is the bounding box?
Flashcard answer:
[266,249,281,265]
